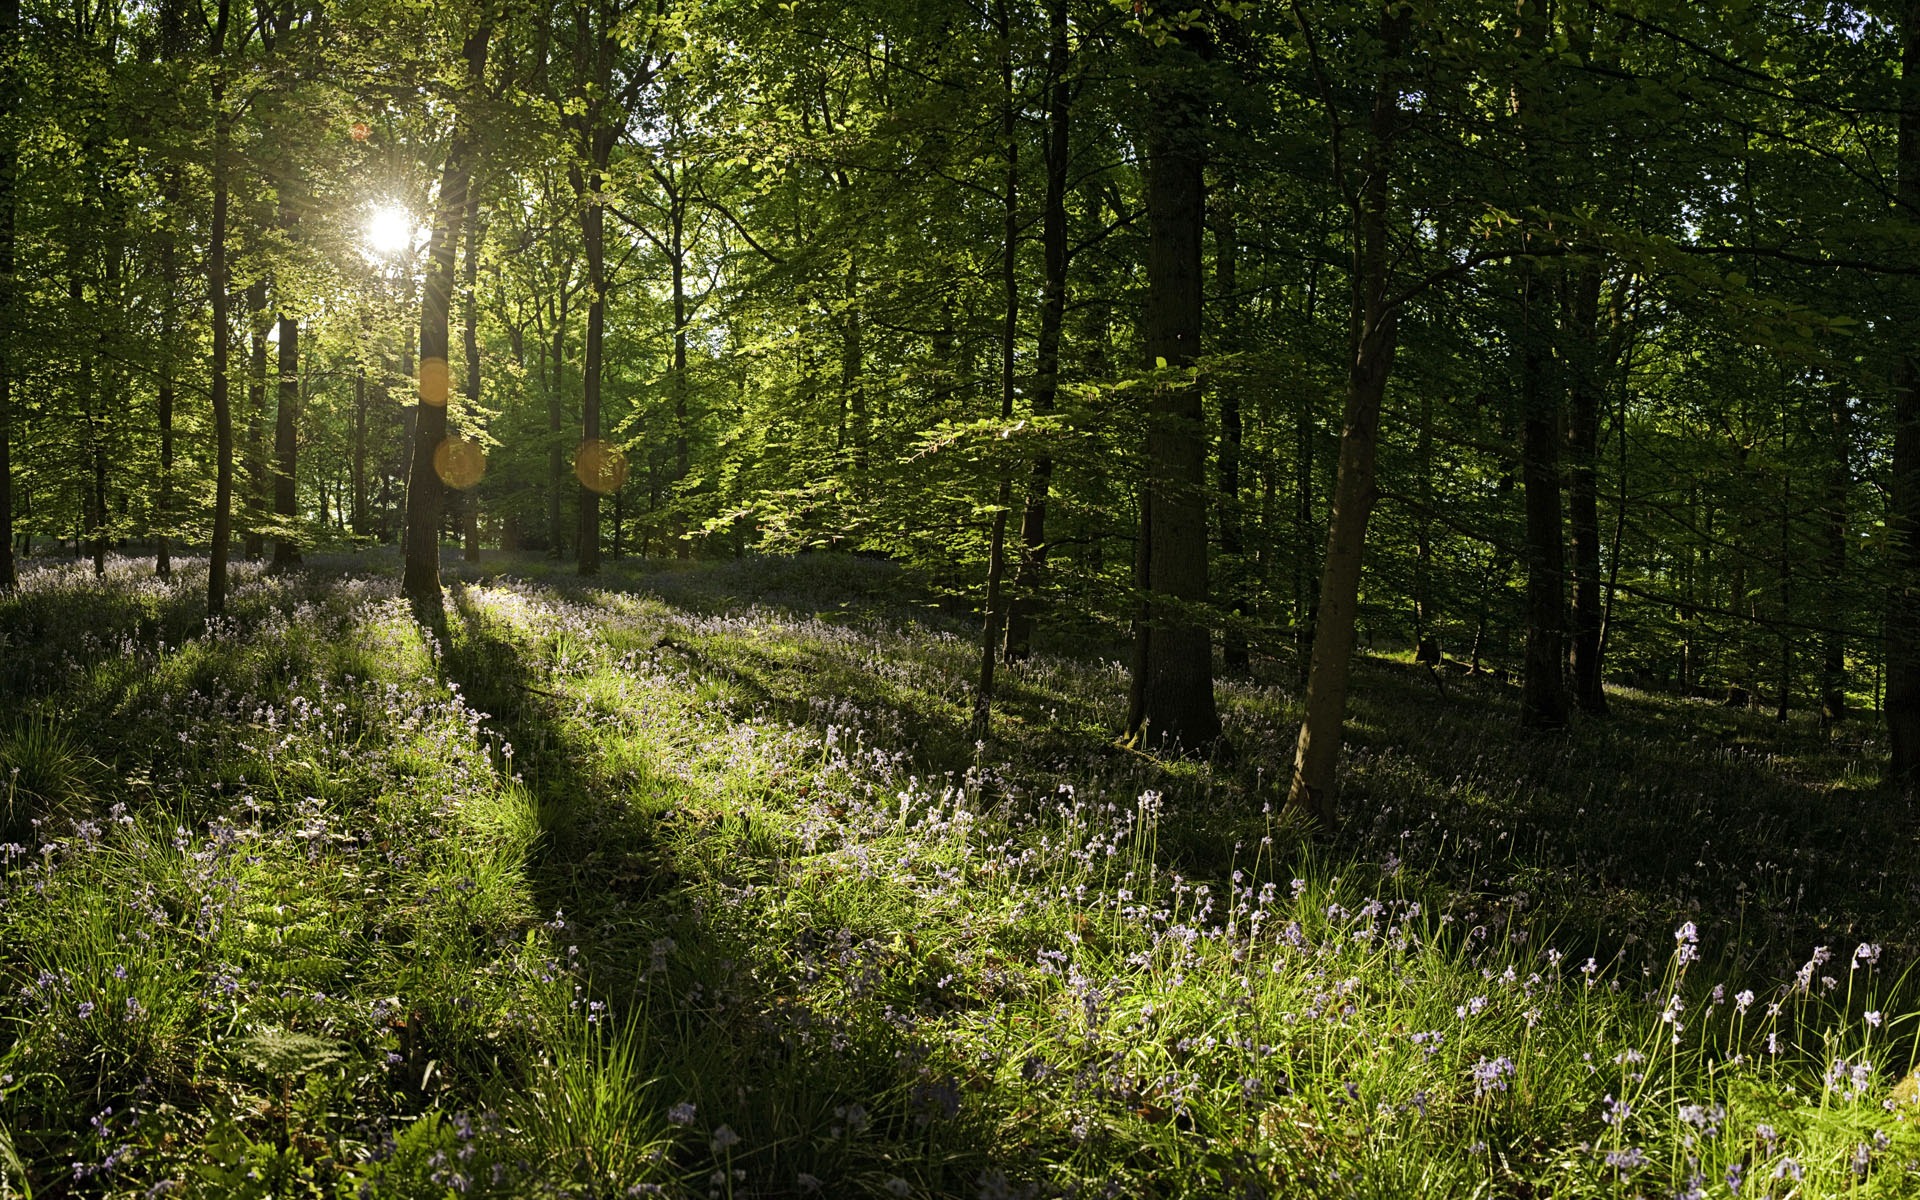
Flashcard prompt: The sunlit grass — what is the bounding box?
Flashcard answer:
[0,553,1914,1196]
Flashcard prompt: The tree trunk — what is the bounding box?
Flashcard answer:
[1413,385,1433,660]
[271,314,300,570]
[1286,4,1407,819]
[0,0,14,591]
[402,19,491,606]
[1214,173,1249,675]
[669,173,691,557]
[462,194,482,563]
[1566,262,1606,714]
[1822,380,1850,724]
[155,167,179,579]
[974,3,1018,742]
[1004,0,1070,663]
[1124,24,1221,756]
[243,280,268,559]
[547,289,568,556]
[1889,0,1920,787]
[206,0,233,616]
[573,161,606,577]
[351,361,367,535]
[1519,262,1568,728]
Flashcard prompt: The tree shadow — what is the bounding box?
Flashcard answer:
[435,580,1017,1194]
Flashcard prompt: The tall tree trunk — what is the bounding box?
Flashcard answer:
[1124,24,1220,756]
[351,361,367,535]
[206,0,233,616]
[271,314,300,569]
[547,289,568,556]
[155,168,180,579]
[402,19,491,605]
[974,3,1018,742]
[1004,0,1070,663]
[1286,4,1407,818]
[670,177,690,557]
[1516,1,1569,730]
[243,280,268,559]
[1778,466,1792,723]
[840,260,866,481]
[1413,386,1434,660]
[71,263,104,578]
[1519,263,1568,728]
[574,162,605,577]
[1566,262,1606,714]
[1214,173,1249,675]
[0,0,14,591]
[1887,7,1920,787]
[462,194,482,563]
[1823,380,1850,723]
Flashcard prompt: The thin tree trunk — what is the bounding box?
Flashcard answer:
[547,288,569,556]
[669,174,690,557]
[243,280,268,559]
[1286,4,1407,818]
[1005,0,1070,663]
[351,361,367,534]
[206,0,233,616]
[1567,262,1606,713]
[574,162,606,577]
[1215,173,1249,675]
[1822,380,1850,724]
[1873,4,1920,783]
[271,314,300,569]
[155,167,179,579]
[0,0,14,591]
[462,194,482,563]
[402,19,491,605]
[974,3,1018,742]
[1413,386,1434,660]
[1778,467,1792,723]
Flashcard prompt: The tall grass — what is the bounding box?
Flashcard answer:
[0,552,1912,1196]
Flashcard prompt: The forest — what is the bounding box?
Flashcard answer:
[5,0,1920,1196]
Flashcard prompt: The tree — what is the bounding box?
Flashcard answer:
[1286,2,1407,818]
[1123,18,1221,755]
[402,15,493,607]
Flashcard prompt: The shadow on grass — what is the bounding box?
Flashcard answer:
[1320,654,1916,980]
[436,581,1015,1194]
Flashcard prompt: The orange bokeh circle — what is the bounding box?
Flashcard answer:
[574,439,629,495]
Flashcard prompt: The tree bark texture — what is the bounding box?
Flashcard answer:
[1125,25,1221,755]
[1566,262,1606,714]
[1286,4,1406,819]
[462,193,482,563]
[974,3,1018,742]
[402,19,491,605]
[1004,0,1070,663]
[0,0,17,591]
[206,0,233,616]
[1889,2,1920,786]
[271,314,300,569]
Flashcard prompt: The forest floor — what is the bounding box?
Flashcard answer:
[0,551,1916,1198]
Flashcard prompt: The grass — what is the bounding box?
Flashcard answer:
[0,550,1916,1197]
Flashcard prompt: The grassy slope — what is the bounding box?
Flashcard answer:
[0,552,1915,1199]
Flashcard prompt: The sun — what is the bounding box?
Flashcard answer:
[364,203,417,257]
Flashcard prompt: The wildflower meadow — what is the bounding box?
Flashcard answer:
[0,553,1915,1198]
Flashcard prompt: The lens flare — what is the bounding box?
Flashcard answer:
[574,439,629,495]
[434,438,486,490]
[419,357,450,406]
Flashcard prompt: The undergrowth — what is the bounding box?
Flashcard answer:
[0,551,1914,1198]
